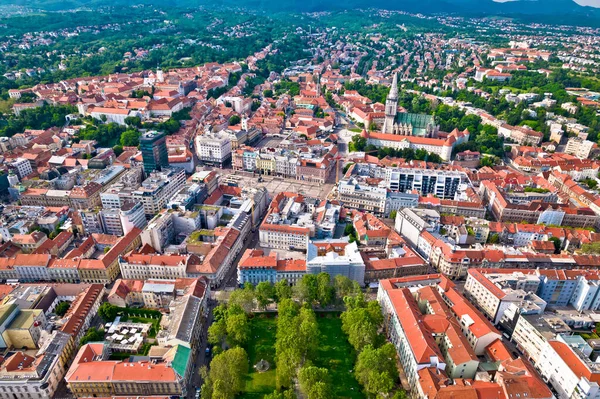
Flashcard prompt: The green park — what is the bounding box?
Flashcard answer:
[199,274,407,399]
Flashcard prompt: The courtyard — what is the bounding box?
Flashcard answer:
[240,312,365,399]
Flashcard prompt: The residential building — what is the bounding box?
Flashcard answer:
[512,313,571,365]
[237,249,306,285]
[141,211,175,252]
[132,167,186,218]
[259,192,331,250]
[65,343,191,398]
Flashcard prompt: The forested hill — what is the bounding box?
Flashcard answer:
[2,0,600,26]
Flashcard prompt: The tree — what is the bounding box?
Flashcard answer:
[79,327,105,346]
[275,300,319,389]
[298,366,330,397]
[229,115,241,126]
[488,233,500,244]
[294,274,318,305]
[389,210,397,220]
[255,281,275,309]
[124,116,142,127]
[228,285,255,313]
[98,302,118,322]
[226,312,250,346]
[263,391,297,399]
[201,347,249,399]
[334,275,357,301]
[316,273,334,307]
[208,318,227,347]
[263,89,274,98]
[55,301,71,317]
[341,297,384,352]
[120,129,140,147]
[355,344,399,397]
[306,382,334,399]
[548,237,562,254]
[581,242,600,255]
[275,279,292,302]
[344,224,356,237]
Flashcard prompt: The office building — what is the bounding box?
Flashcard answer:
[140,131,169,173]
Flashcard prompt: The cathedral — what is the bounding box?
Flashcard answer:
[380,73,439,138]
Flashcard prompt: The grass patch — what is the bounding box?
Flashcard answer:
[315,313,365,399]
[239,312,365,399]
[240,314,277,399]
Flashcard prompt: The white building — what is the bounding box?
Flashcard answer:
[511,313,571,365]
[538,335,600,399]
[565,137,595,159]
[132,167,186,218]
[120,201,148,234]
[10,158,33,180]
[338,178,387,215]
[195,133,232,168]
[141,212,175,252]
[464,270,545,325]
[259,192,319,250]
[306,242,365,285]
[394,208,440,248]
[119,253,192,280]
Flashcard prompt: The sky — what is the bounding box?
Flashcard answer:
[574,0,600,5]
[494,0,600,6]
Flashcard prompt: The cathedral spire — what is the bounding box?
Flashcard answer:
[389,72,398,100]
[382,72,399,134]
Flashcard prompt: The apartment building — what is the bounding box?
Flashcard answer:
[338,177,388,216]
[394,208,440,248]
[376,275,547,399]
[512,313,572,365]
[132,167,186,218]
[237,249,306,285]
[306,241,365,286]
[66,343,191,398]
[538,335,600,399]
[386,167,465,199]
[118,253,198,280]
[140,211,175,252]
[0,331,71,399]
[108,277,209,309]
[464,269,545,325]
[259,192,332,250]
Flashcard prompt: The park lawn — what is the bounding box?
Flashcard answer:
[315,313,365,399]
[241,314,278,399]
[240,312,366,399]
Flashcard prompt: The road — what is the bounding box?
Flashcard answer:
[184,227,261,397]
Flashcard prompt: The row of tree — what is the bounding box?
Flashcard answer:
[223,274,362,312]
[202,286,253,399]
[341,292,405,399]
[275,300,320,389]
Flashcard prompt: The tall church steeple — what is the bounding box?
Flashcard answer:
[382,73,399,134]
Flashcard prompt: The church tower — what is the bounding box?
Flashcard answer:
[315,72,321,97]
[382,73,399,134]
